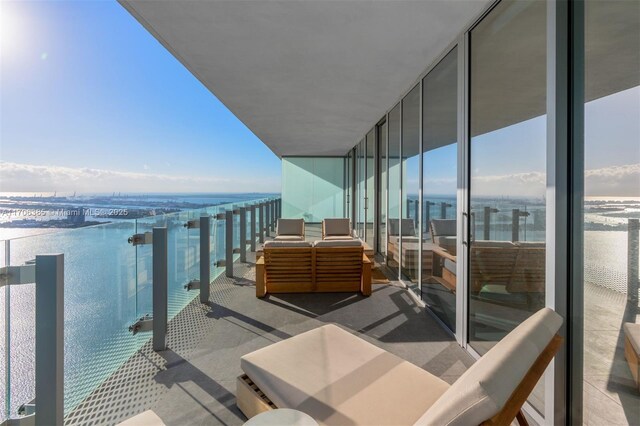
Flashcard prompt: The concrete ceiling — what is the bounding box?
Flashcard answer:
[120,0,639,158]
[119,0,493,157]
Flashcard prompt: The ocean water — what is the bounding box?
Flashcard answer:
[0,195,269,421]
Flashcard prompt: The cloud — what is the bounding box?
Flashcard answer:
[468,171,546,198]
[0,162,281,193]
[585,163,640,197]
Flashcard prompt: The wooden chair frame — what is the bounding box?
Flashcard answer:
[237,334,563,426]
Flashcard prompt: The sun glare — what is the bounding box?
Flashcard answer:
[0,2,27,57]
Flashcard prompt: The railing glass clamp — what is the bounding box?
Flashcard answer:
[128,314,153,335]
[183,219,200,229]
[184,279,200,290]
[128,232,153,246]
[18,400,36,416]
[0,262,36,286]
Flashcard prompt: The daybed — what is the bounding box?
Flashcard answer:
[237,307,563,425]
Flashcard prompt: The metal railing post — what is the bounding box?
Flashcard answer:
[35,254,64,426]
[265,200,271,237]
[440,202,451,219]
[153,227,167,351]
[270,200,276,231]
[484,206,492,241]
[226,210,233,277]
[258,203,265,244]
[250,205,257,252]
[200,216,210,304]
[239,207,247,262]
[512,209,520,242]
[628,218,639,305]
[413,200,419,230]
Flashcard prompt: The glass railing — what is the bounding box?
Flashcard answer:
[0,195,279,423]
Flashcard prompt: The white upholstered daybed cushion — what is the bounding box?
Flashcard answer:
[241,324,449,425]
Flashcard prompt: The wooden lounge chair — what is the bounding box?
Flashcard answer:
[274,218,305,241]
[624,322,640,391]
[256,240,371,297]
[237,308,563,425]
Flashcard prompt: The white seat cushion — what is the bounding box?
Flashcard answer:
[274,235,305,242]
[277,219,305,236]
[242,324,449,426]
[314,239,362,247]
[263,240,312,248]
[117,410,165,426]
[414,308,562,425]
[431,219,456,237]
[323,218,352,236]
[323,235,355,241]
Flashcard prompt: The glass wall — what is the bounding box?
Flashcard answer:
[401,85,421,291]
[378,120,388,256]
[281,157,345,222]
[356,140,366,237]
[387,103,401,276]
[365,130,376,245]
[421,47,458,332]
[583,0,640,423]
[345,151,353,224]
[468,0,547,413]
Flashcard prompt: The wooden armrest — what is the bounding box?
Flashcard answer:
[256,256,266,297]
[256,256,265,265]
[433,246,456,262]
[361,253,372,296]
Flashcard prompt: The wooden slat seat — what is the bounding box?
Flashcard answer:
[256,244,371,297]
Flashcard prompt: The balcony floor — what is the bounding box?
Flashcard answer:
[66,249,474,426]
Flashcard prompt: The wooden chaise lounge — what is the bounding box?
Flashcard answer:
[255,240,371,297]
[237,308,562,425]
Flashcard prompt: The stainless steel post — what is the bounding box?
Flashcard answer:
[250,205,257,252]
[628,218,639,305]
[226,210,233,277]
[240,207,247,262]
[200,216,210,304]
[35,254,64,426]
[512,209,520,242]
[258,203,265,244]
[484,206,491,241]
[153,227,167,351]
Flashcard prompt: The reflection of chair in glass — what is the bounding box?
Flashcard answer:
[237,308,563,426]
[387,218,431,278]
[274,218,305,241]
[429,219,457,255]
[322,218,354,240]
[470,241,545,311]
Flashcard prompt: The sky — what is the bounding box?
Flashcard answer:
[0,0,282,193]
[1,1,638,198]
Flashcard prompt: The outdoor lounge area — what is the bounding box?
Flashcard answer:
[1,1,638,425]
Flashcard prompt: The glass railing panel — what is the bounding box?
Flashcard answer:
[134,216,158,320]
[8,220,139,415]
[1,240,8,423]
[167,210,200,320]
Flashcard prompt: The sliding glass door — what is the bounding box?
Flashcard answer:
[467,0,547,414]
[387,103,401,276]
[378,120,388,256]
[421,47,459,332]
[365,130,376,245]
[401,85,421,292]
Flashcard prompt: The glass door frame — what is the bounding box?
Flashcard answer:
[375,117,388,256]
